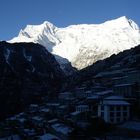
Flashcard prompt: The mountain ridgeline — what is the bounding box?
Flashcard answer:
[0,41,65,119]
[10,16,140,72]
[0,16,140,119]
[67,44,140,88]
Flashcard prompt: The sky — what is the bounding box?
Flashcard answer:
[0,0,140,40]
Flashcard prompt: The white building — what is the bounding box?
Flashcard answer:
[98,96,130,124]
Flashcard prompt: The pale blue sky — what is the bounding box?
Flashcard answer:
[0,0,139,40]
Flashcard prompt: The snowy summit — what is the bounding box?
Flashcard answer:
[9,16,140,70]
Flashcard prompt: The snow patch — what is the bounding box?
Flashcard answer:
[4,48,10,64]
[23,48,32,62]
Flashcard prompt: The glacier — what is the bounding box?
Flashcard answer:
[9,16,140,70]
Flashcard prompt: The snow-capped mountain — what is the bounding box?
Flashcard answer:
[9,16,140,70]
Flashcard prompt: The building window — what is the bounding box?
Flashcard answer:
[101,105,104,111]
[123,106,127,111]
[116,106,121,111]
[123,117,128,121]
[110,117,114,123]
[101,112,104,118]
[116,112,121,117]
[110,112,114,117]
[123,112,128,117]
[110,106,114,111]
[116,117,121,122]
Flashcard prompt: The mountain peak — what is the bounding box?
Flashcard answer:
[9,17,140,70]
[103,16,139,30]
[18,21,56,37]
[117,16,128,20]
[119,16,139,30]
[43,21,55,27]
[117,16,131,24]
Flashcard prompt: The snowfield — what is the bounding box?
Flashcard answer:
[9,16,140,70]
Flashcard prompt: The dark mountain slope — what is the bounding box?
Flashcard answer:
[67,45,140,88]
[0,41,65,119]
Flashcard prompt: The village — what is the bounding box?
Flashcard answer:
[0,67,140,140]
